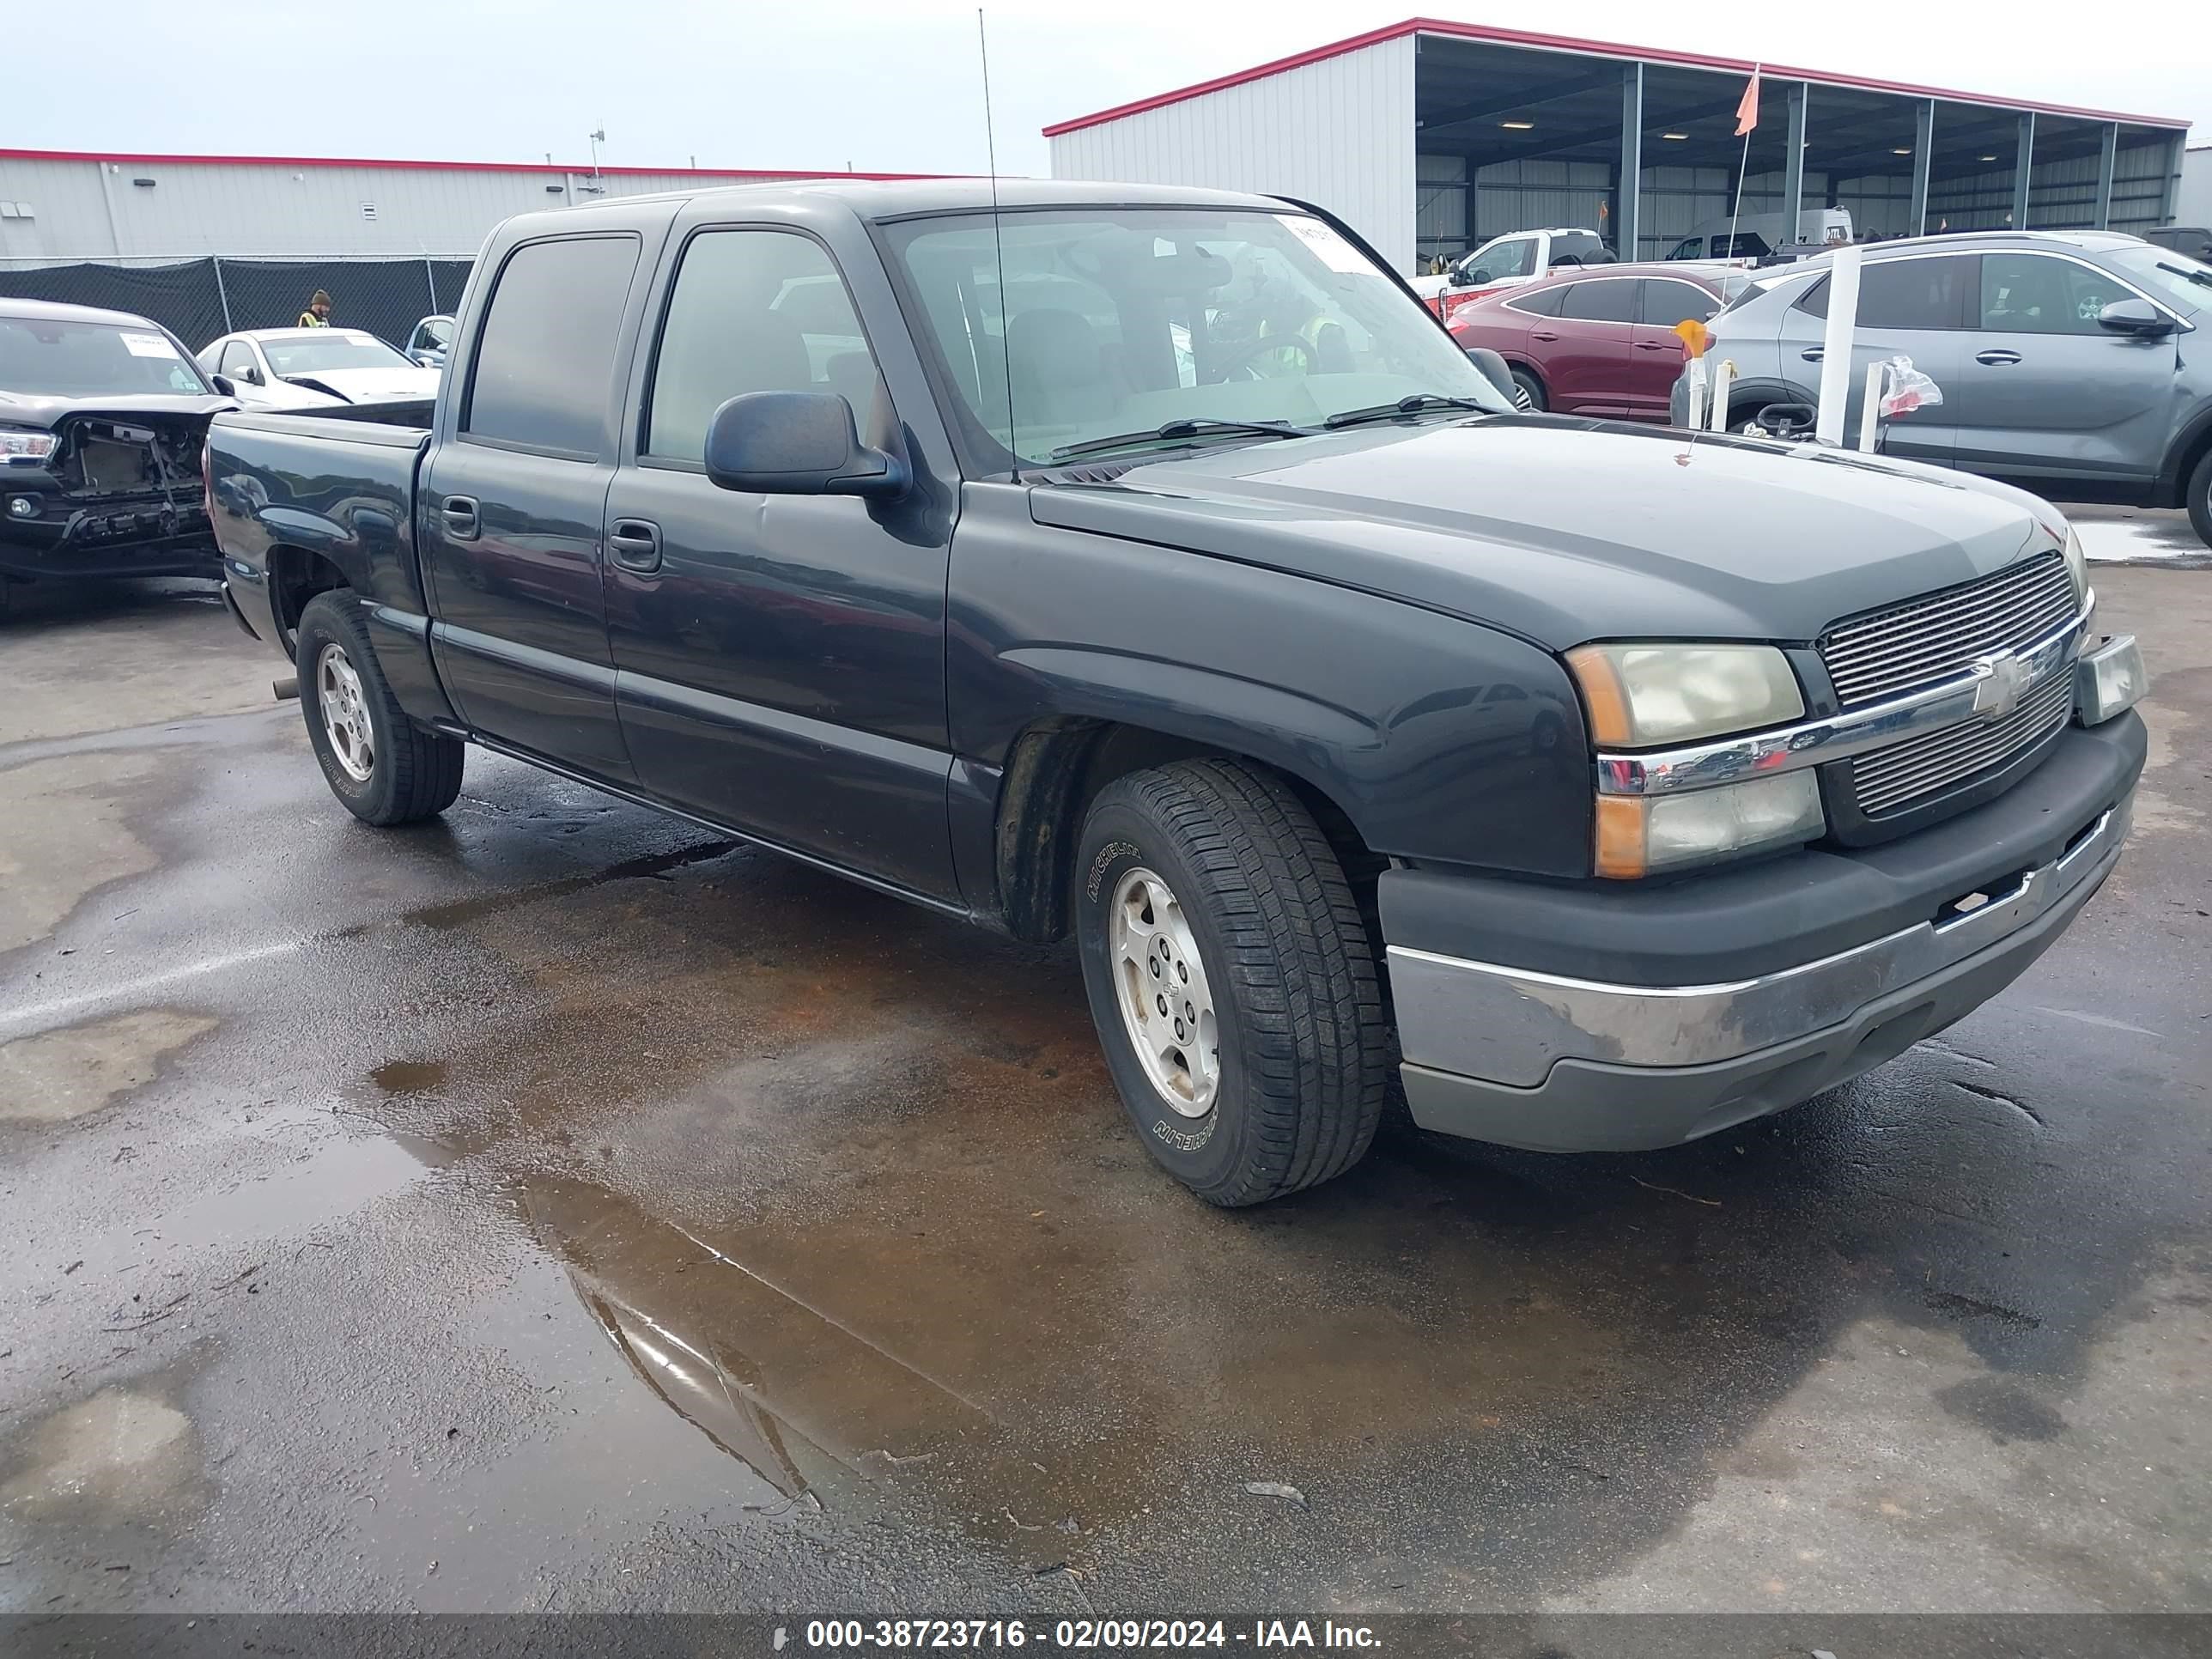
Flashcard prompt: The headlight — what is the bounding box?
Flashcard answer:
[1596,771,1825,878]
[1565,642,1804,747]
[2061,523,2091,612]
[0,428,58,462]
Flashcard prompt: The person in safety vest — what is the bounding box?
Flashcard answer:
[297,291,332,327]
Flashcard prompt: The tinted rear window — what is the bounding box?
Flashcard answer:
[1793,255,1971,329]
[1559,279,1637,322]
[464,236,640,455]
[1640,278,1719,328]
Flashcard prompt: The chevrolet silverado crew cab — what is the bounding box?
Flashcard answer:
[204,180,2148,1207]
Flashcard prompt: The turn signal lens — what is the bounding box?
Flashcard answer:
[1595,772,1825,878]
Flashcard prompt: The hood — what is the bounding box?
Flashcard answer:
[1028,416,2056,650]
[283,366,440,404]
[0,389,235,431]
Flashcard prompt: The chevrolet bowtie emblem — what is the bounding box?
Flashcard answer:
[1972,651,2031,720]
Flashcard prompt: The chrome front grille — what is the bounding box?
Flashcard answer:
[1849,671,2073,817]
[1820,552,2077,709]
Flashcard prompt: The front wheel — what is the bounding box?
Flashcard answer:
[2187,446,2212,550]
[295,592,465,826]
[1073,759,1391,1206]
[1510,367,1547,412]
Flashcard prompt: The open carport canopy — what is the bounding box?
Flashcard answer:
[1411,26,2186,257]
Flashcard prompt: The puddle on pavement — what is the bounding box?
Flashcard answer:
[310,804,2212,1597]
[146,1127,431,1250]
[0,1008,216,1123]
[372,1058,451,1097]
[337,855,1663,1568]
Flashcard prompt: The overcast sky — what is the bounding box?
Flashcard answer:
[15,0,2203,175]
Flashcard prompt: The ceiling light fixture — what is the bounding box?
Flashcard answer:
[1501,120,1534,131]
[1661,132,1689,141]
[1893,148,1912,155]
[1980,154,1999,161]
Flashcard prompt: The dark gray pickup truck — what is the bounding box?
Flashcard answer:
[205,179,2148,1206]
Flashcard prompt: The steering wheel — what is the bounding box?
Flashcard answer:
[1208,333,1316,381]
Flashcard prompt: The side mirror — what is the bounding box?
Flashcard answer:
[2097,298,2172,337]
[209,374,238,398]
[703,390,908,499]
[1463,346,1520,404]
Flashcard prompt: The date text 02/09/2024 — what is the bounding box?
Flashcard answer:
[794,1621,1382,1650]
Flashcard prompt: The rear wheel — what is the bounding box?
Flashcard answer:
[295,592,464,826]
[2187,446,2212,550]
[1073,759,1391,1207]
[1510,367,1547,411]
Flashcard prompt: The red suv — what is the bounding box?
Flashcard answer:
[1448,264,1749,421]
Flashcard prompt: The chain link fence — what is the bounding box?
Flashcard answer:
[0,253,475,354]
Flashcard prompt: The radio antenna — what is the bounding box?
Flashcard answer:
[977,8,1018,482]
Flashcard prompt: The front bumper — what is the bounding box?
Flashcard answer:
[1385,714,2143,1152]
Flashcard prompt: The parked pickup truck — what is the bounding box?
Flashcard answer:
[206,179,2148,1206]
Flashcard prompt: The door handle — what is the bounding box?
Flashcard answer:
[1530,331,1560,342]
[1975,349,2023,366]
[1633,340,1668,351]
[1801,348,1825,362]
[607,518,662,574]
[440,495,479,540]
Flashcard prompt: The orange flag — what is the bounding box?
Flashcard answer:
[1735,67,1762,137]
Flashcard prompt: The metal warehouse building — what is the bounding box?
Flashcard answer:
[0,149,931,262]
[1045,19,2192,273]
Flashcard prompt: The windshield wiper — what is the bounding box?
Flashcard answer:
[1049,418,1307,462]
[1322,393,1494,430]
[2155,260,2212,289]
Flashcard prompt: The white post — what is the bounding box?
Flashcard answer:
[1684,356,1708,431]
[1857,360,1886,451]
[1708,360,1738,432]
[1814,243,1863,447]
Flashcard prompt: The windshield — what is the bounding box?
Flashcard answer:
[885,207,1509,466]
[262,333,414,375]
[0,317,210,398]
[2106,245,2211,314]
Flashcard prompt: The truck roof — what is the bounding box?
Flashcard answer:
[496,176,1299,238]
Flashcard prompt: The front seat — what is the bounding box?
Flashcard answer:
[1006,307,1120,435]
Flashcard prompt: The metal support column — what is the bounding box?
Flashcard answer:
[211,255,234,331]
[2012,112,2035,228]
[2162,131,2185,224]
[1910,100,1934,235]
[2094,124,2119,230]
[1618,64,1643,260]
[1783,82,1807,242]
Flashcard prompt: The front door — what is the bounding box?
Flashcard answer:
[1772,253,1972,465]
[602,223,959,902]
[1632,276,1722,422]
[1538,275,1640,418]
[1951,251,2178,489]
[419,233,646,783]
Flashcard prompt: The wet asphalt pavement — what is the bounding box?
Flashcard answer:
[0,559,2207,1618]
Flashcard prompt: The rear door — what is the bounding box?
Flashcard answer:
[1631,276,1723,420]
[1775,253,1971,464]
[1538,275,1640,417]
[600,214,961,901]
[1950,250,2177,488]
[418,231,649,782]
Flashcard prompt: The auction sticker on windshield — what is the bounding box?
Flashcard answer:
[119,331,180,358]
[1274,215,1367,275]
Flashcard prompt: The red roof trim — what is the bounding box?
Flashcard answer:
[1042,16,2190,137]
[0,147,943,180]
